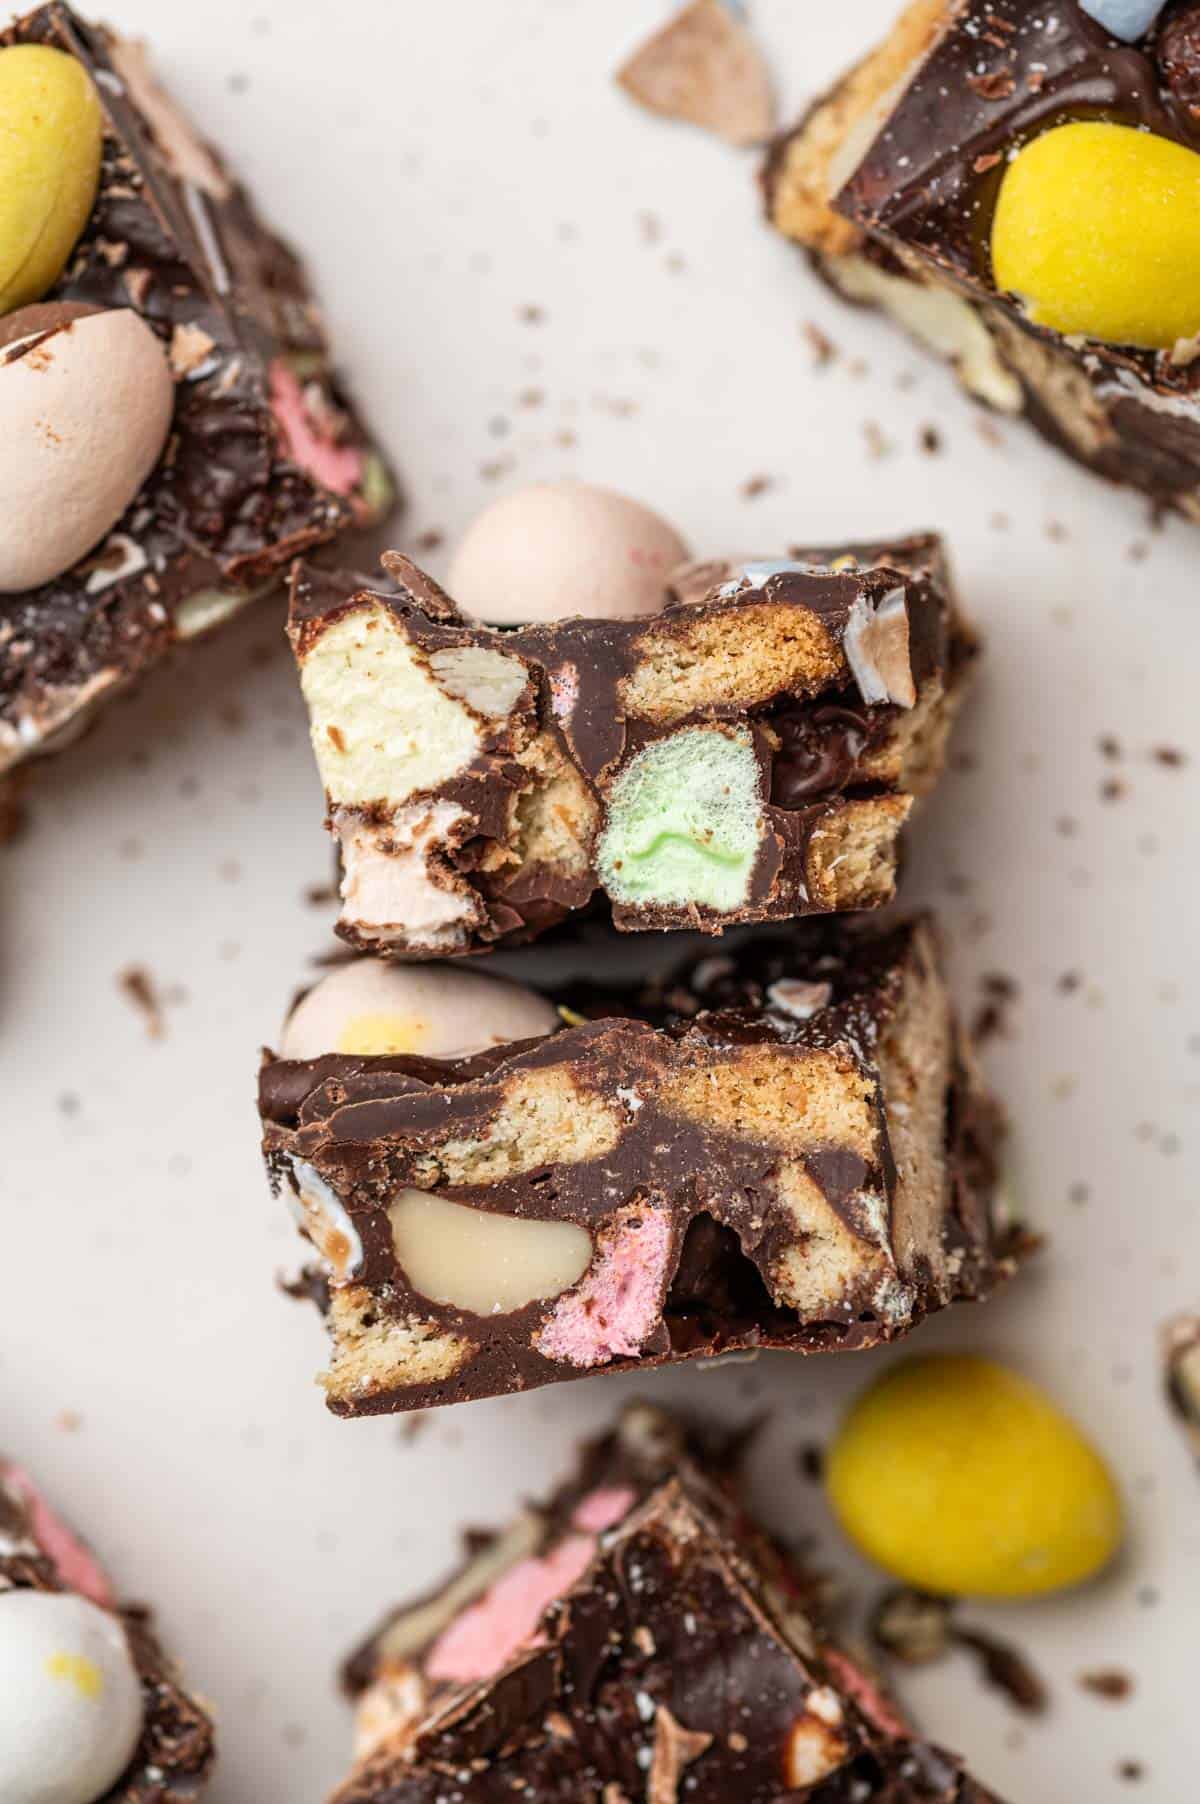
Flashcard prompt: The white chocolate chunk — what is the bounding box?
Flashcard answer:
[389,1191,592,1316]
[783,1710,851,1787]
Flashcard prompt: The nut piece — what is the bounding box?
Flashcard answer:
[617,0,775,147]
[647,1704,714,1802]
[766,979,833,1021]
[783,1694,851,1787]
[843,588,916,709]
[389,1190,593,1316]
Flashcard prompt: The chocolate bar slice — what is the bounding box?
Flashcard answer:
[334,1402,1003,1802]
[258,916,1010,1416]
[289,534,975,955]
[0,1456,215,1799]
[0,3,392,774]
[765,0,1200,518]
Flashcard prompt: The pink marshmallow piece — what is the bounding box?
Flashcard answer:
[823,1649,909,1739]
[426,1534,595,1685]
[268,359,364,497]
[535,1206,671,1368]
[571,1485,636,1535]
[5,1466,115,1608]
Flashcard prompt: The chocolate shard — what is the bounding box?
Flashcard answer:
[0,2,394,776]
[258,915,1013,1416]
[287,533,977,956]
[0,1456,216,1799]
[764,0,1200,519]
[331,1402,1006,1802]
[616,0,775,148]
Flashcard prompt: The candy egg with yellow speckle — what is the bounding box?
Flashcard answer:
[0,1590,144,1804]
[280,958,560,1060]
[991,121,1200,350]
[826,1355,1124,1598]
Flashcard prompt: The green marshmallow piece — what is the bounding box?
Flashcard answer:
[598,726,764,913]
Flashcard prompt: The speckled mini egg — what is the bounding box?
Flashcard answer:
[280,959,561,1060]
[446,481,690,624]
[0,1589,144,1804]
[0,308,175,592]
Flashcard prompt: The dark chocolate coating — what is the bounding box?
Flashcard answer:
[771,0,1200,513]
[291,534,974,950]
[260,918,1011,1415]
[0,3,391,768]
[334,1408,1005,1803]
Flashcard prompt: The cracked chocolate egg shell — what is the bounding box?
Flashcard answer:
[280,959,560,1059]
[0,309,174,593]
[0,1590,144,1804]
[447,481,689,624]
[0,45,102,314]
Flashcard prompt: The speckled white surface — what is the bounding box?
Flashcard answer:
[4,2,1199,1798]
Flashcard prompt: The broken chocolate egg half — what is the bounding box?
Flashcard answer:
[0,308,175,593]
[0,1590,144,1804]
[447,480,690,625]
[280,959,560,1060]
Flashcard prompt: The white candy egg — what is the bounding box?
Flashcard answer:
[0,308,174,592]
[0,1590,144,1804]
[280,959,560,1060]
[447,481,689,624]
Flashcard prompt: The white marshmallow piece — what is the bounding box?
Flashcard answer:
[447,481,689,625]
[280,959,560,1061]
[0,310,175,593]
[0,1590,144,1804]
[1078,0,1164,42]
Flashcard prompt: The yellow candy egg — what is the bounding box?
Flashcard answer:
[0,45,103,315]
[991,121,1200,350]
[826,1355,1124,1598]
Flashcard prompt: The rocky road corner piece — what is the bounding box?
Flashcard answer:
[0,1456,215,1801]
[765,0,1200,519]
[0,2,392,776]
[288,534,976,955]
[332,1402,1005,1803]
[258,915,1012,1416]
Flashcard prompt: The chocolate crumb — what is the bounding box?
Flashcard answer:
[1099,735,1122,761]
[796,1443,824,1482]
[1117,1761,1145,1783]
[919,423,942,454]
[117,966,165,1039]
[1153,745,1187,768]
[802,321,837,367]
[956,1628,1048,1715]
[1101,777,1126,802]
[871,1588,953,1666]
[1079,1669,1133,1701]
[740,473,774,499]
[413,529,445,554]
